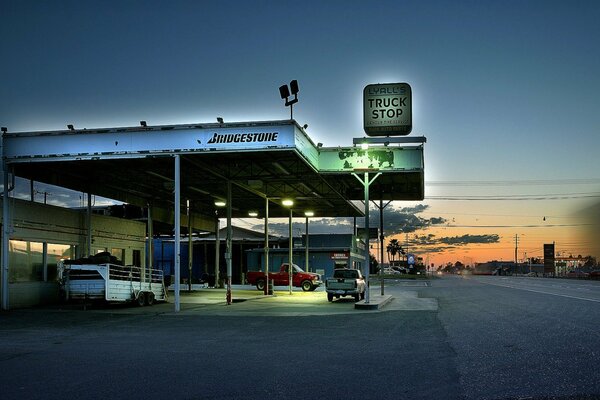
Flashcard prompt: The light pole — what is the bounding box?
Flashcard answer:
[304,211,314,273]
[283,199,294,294]
[278,80,299,119]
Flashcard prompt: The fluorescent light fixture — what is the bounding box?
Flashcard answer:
[272,162,290,175]
[282,199,294,207]
[189,186,210,195]
[214,200,226,207]
[146,171,173,181]
[248,211,259,217]
[304,211,314,217]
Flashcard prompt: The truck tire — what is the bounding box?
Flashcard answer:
[301,280,312,292]
[327,293,334,302]
[136,292,146,307]
[256,279,265,291]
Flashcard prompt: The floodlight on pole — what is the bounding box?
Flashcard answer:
[278,80,299,119]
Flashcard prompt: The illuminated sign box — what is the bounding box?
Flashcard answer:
[363,82,412,136]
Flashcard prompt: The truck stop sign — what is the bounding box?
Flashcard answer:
[363,82,412,136]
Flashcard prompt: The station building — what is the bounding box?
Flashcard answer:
[1,119,425,310]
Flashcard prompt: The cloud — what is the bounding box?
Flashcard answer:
[257,203,449,237]
[375,204,446,234]
[438,234,500,245]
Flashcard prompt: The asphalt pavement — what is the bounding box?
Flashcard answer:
[1,276,599,400]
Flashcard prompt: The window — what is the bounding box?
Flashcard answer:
[111,248,125,265]
[8,240,74,282]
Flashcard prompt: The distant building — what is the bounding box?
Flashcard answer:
[153,229,367,285]
[246,233,366,279]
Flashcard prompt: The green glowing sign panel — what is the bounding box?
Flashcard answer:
[318,147,423,172]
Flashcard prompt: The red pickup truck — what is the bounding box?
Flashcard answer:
[246,263,322,292]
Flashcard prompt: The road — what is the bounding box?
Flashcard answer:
[0,275,599,400]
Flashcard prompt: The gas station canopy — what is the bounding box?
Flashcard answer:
[3,120,424,229]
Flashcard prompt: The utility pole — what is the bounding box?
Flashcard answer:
[515,234,519,274]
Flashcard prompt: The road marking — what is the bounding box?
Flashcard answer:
[474,279,600,303]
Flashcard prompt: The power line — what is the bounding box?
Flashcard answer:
[426,193,600,201]
[440,223,593,228]
[425,178,600,187]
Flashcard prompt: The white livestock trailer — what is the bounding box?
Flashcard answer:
[59,262,167,306]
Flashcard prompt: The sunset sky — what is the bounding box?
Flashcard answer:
[1,0,599,266]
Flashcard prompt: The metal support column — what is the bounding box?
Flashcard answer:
[187,200,192,292]
[147,203,153,276]
[87,192,92,256]
[226,181,232,304]
[215,215,220,287]
[174,155,181,312]
[264,198,270,295]
[2,166,9,310]
[288,208,293,295]
[305,217,309,273]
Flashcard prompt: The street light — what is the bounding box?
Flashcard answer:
[304,211,314,273]
[283,199,294,294]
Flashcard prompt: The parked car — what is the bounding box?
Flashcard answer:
[382,267,400,275]
[325,268,365,302]
[588,270,600,280]
[567,270,589,278]
[246,263,321,291]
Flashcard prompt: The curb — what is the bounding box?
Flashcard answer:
[354,295,393,310]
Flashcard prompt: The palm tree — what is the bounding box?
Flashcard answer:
[386,239,401,262]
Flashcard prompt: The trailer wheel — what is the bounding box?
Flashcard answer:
[256,279,265,291]
[145,292,155,306]
[136,292,146,307]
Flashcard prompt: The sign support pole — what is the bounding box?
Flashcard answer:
[373,199,392,295]
[352,171,380,304]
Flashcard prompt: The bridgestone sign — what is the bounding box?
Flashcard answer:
[363,82,412,136]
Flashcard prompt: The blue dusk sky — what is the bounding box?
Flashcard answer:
[1,0,599,263]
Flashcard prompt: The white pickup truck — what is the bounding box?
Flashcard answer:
[325,268,366,302]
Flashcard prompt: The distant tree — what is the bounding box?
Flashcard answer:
[386,239,402,262]
[584,256,597,267]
